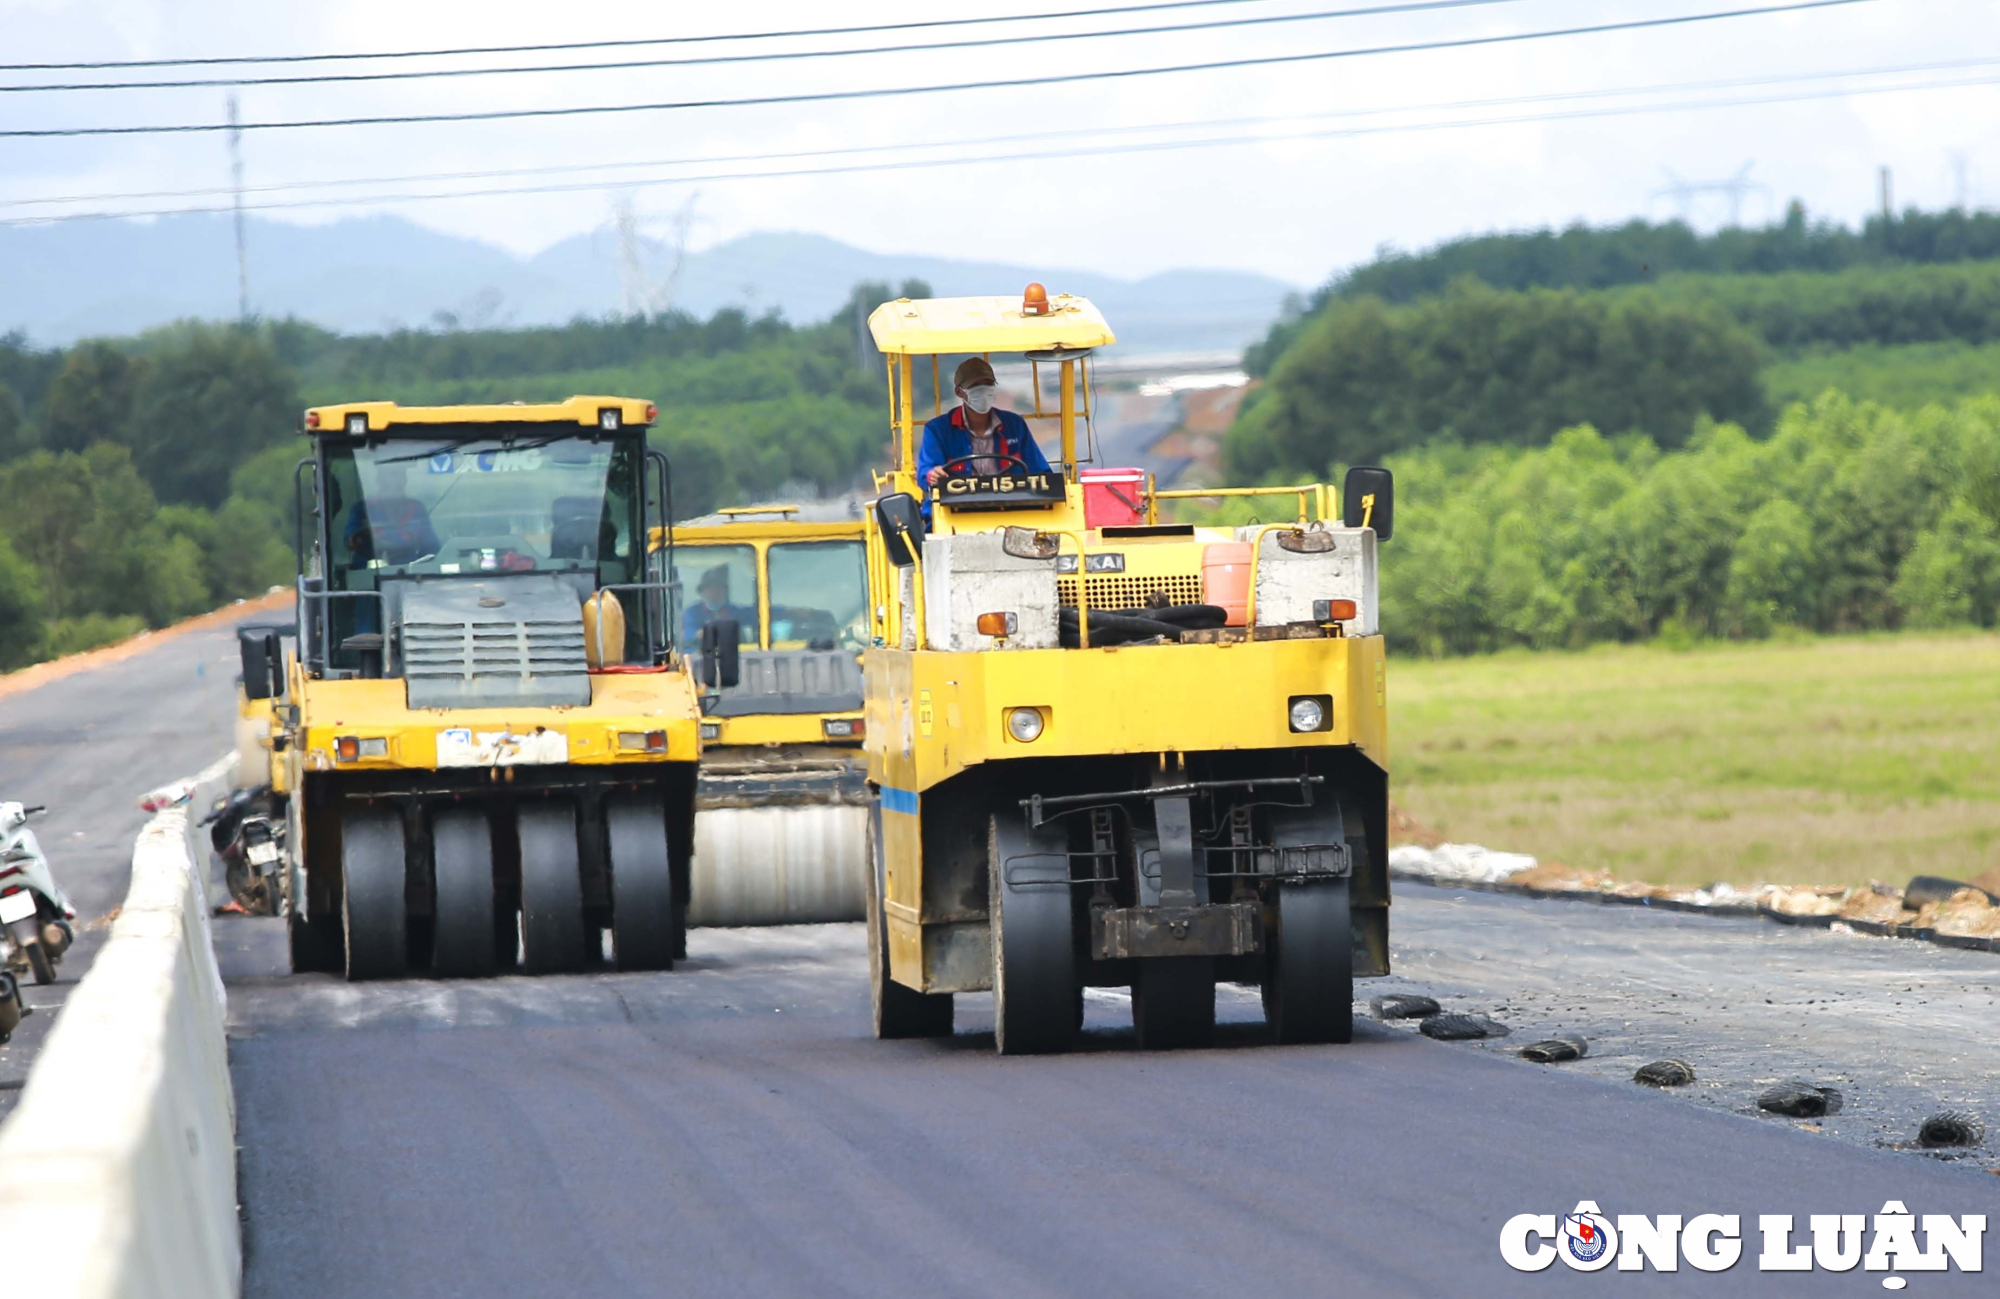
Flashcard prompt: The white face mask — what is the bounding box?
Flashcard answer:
[962,384,998,415]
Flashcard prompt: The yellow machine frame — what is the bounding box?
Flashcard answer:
[659,509,866,748]
[279,397,705,980]
[859,290,1392,1053]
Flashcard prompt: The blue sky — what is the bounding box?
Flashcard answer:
[2,0,1995,286]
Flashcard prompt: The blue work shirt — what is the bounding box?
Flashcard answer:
[683,600,757,645]
[916,406,1051,516]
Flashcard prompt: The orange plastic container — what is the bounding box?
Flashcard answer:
[1201,541,1252,626]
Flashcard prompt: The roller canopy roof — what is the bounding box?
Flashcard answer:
[867,294,1116,357]
[303,395,655,436]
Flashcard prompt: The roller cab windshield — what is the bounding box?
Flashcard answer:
[322,432,643,590]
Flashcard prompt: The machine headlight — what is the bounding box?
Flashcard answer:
[1287,697,1330,733]
[699,723,721,741]
[345,413,367,435]
[598,407,622,431]
[1007,707,1045,742]
[823,718,864,739]
[618,730,668,753]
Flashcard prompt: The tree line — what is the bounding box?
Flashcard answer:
[1322,202,2000,309]
[1228,280,1769,480]
[1370,393,2000,656]
[1232,222,2000,481]
[0,281,926,670]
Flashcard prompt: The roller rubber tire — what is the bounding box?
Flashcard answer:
[518,800,588,975]
[989,812,1076,1056]
[1263,877,1354,1045]
[609,793,678,972]
[288,911,343,974]
[431,808,498,978]
[867,809,952,1038]
[340,807,408,981]
[1132,957,1216,1050]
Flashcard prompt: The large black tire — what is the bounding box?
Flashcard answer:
[989,812,1076,1056]
[431,808,497,979]
[288,910,343,974]
[867,807,952,1038]
[1263,877,1354,1045]
[609,793,678,972]
[340,808,408,981]
[1132,957,1215,1050]
[518,800,588,975]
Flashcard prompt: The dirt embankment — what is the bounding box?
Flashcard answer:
[0,590,293,705]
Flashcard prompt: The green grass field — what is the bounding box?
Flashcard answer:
[1390,630,2000,889]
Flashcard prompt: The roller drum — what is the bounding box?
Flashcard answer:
[689,804,868,926]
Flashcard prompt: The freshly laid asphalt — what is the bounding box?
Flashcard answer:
[4,623,1994,1296]
[222,914,1998,1299]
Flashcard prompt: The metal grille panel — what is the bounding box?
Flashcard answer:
[1058,573,1205,611]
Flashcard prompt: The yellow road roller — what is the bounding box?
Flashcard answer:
[861,288,1393,1052]
[663,507,871,926]
[269,396,704,980]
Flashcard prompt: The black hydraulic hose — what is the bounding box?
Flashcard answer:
[1059,608,1188,646]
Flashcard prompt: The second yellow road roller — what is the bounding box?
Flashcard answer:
[266,396,706,980]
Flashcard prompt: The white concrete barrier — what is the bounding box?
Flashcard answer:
[0,759,239,1299]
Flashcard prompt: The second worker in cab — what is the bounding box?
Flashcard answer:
[918,357,1052,503]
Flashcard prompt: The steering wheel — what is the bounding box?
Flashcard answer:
[940,454,1031,477]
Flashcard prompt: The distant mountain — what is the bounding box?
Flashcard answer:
[0,216,1297,355]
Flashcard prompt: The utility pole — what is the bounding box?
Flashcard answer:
[1878,165,1894,222]
[1951,151,1971,211]
[227,92,249,322]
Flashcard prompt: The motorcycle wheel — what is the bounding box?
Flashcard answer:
[27,939,56,986]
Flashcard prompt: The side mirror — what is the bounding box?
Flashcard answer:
[874,492,924,568]
[240,629,279,701]
[1343,466,1394,541]
[698,619,741,690]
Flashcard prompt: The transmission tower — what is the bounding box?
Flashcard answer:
[1652,161,1772,227]
[227,92,249,321]
[604,191,699,318]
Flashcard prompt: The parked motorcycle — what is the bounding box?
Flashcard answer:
[205,785,286,916]
[0,802,76,988]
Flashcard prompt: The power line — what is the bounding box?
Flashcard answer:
[1,0,1534,94]
[0,0,1880,138]
[0,0,1347,71]
[8,62,1980,227]
[10,52,1992,212]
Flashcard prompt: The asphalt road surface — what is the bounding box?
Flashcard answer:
[224,908,1997,1299]
[0,621,246,1121]
[5,622,1993,1294]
